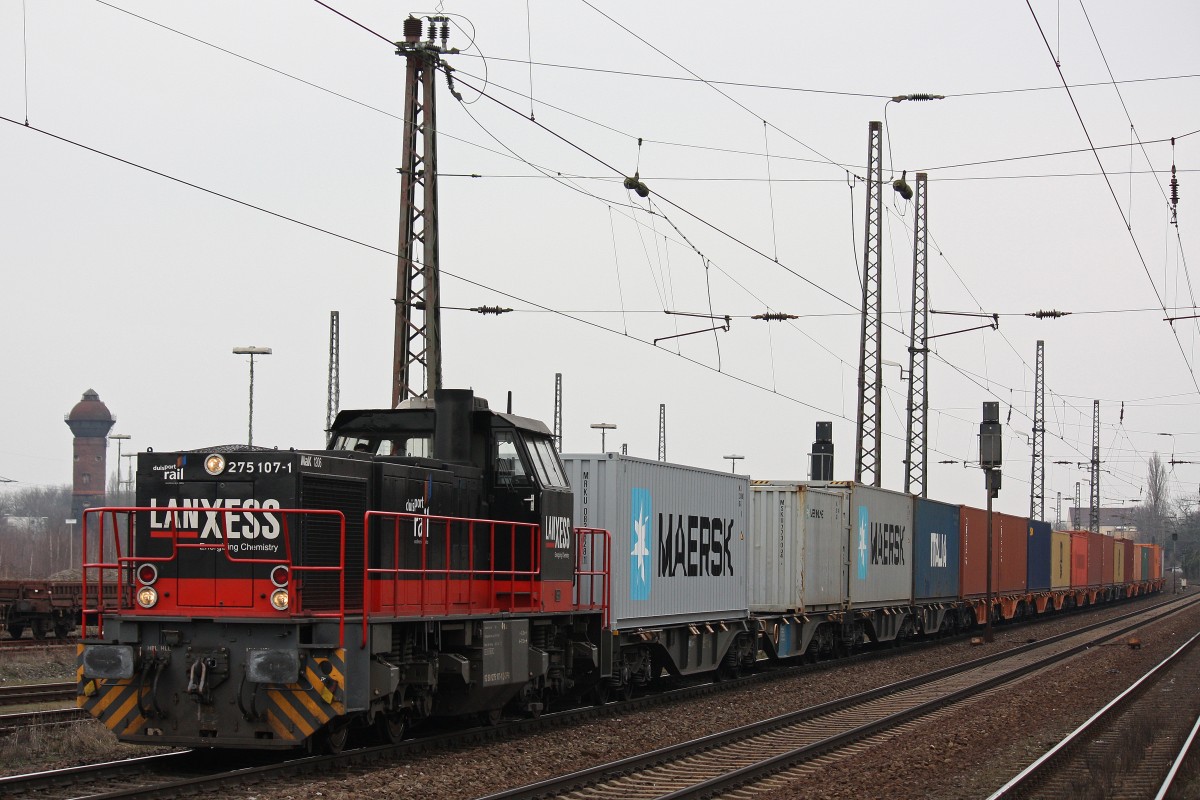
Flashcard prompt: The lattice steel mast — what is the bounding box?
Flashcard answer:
[326,310,340,432]
[392,16,451,406]
[658,404,667,461]
[1029,340,1045,520]
[1090,400,1101,533]
[855,121,884,487]
[553,373,563,450]
[904,172,929,496]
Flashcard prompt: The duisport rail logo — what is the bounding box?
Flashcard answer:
[630,487,652,601]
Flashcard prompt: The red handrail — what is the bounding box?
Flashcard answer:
[81,506,349,646]
[362,510,543,647]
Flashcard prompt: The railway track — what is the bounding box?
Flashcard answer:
[0,637,76,651]
[479,594,1200,800]
[0,682,75,707]
[0,594,1185,799]
[988,626,1200,800]
[0,707,90,736]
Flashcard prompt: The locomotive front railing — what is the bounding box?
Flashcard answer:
[81,506,349,646]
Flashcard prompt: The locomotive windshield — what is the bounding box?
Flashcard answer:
[331,433,431,458]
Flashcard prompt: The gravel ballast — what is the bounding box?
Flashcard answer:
[217,592,1197,800]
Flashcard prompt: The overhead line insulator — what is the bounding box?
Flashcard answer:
[751,312,798,321]
[470,305,513,315]
[1027,309,1071,319]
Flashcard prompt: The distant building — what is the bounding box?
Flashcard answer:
[1068,506,1140,539]
[64,389,115,522]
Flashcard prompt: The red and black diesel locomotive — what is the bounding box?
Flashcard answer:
[77,389,610,751]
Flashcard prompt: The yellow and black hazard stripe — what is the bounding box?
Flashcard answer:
[263,648,346,742]
[77,645,153,737]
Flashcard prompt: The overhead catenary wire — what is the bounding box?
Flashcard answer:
[1026,1,1200,395]
[23,1,1185,501]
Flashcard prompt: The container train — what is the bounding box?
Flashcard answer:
[76,389,1164,751]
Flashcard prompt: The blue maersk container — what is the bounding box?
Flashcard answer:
[1027,519,1052,591]
[913,497,960,601]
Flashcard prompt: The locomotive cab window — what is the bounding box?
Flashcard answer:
[494,431,531,486]
[527,436,568,488]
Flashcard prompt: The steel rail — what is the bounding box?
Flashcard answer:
[0,681,75,706]
[988,626,1200,799]
[1154,711,1200,800]
[478,594,1200,800]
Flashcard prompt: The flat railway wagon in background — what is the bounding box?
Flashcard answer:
[0,579,81,639]
[77,389,612,751]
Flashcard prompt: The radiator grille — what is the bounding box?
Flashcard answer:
[298,475,367,611]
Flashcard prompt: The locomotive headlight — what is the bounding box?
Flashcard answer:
[136,563,158,585]
[136,586,159,609]
[270,588,290,611]
[204,454,226,476]
[270,565,290,588]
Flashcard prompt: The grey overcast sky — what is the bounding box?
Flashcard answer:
[2,1,1199,518]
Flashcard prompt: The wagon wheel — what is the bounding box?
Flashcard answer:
[54,621,71,639]
[31,620,49,640]
[479,707,502,726]
[6,623,25,640]
[593,681,611,705]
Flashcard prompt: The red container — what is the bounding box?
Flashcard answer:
[1100,533,1115,587]
[1086,532,1104,587]
[1070,531,1089,588]
[959,506,1028,596]
[996,512,1028,593]
[1123,540,1135,585]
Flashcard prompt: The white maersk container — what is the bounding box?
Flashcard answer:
[748,482,846,613]
[749,481,914,612]
[561,453,749,630]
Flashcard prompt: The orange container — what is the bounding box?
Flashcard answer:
[959,507,1029,597]
[1113,540,1126,584]
[1070,531,1089,588]
[1132,544,1146,581]
[1087,532,1104,587]
[1151,544,1163,580]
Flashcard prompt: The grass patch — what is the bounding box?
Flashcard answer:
[0,719,172,776]
[0,647,77,685]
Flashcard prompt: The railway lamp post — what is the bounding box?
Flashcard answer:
[233,346,272,446]
[979,402,1003,643]
[724,454,745,474]
[590,423,616,452]
[109,434,131,492]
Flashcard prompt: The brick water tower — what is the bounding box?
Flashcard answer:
[64,389,116,523]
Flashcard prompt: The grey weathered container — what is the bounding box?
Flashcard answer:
[747,482,845,613]
[561,453,749,630]
[816,482,914,608]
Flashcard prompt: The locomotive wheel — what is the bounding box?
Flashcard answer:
[479,707,502,726]
[319,722,350,755]
[376,712,406,745]
[593,682,611,705]
[6,623,25,640]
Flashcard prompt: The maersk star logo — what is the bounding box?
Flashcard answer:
[857,506,869,580]
[629,488,652,600]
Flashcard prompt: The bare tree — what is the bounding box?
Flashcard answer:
[1135,453,1171,545]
